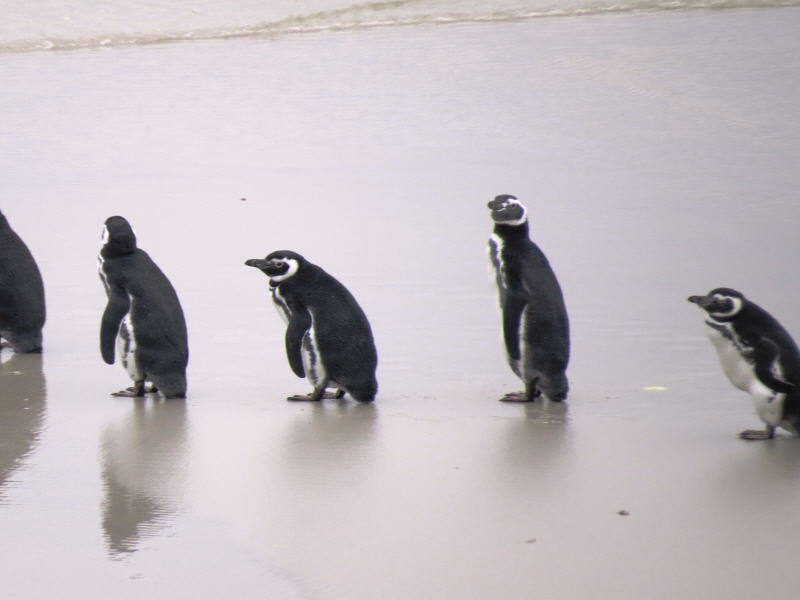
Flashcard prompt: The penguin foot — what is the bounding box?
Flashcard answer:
[287,393,323,402]
[111,388,146,398]
[287,389,346,402]
[739,428,776,441]
[112,381,147,397]
[500,392,534,403]
[114,383,159,395]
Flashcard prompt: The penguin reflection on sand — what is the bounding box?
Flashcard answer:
[689,287,800,440]
[245,251,378,403]
[487,194,569,402]
[98,216,188,398]
[0,209,46,353]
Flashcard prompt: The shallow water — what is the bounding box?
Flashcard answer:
[2,7,800,599]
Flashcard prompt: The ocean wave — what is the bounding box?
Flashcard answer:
[1,0,798,54]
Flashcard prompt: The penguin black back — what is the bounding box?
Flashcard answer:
[0,209,46,353]
[245,250,378,403]
[99,216,188,398]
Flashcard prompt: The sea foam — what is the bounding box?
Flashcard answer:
[1,0,798,54]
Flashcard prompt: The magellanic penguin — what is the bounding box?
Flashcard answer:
[0,209,46,353]
[487,194,570,402]
[98,216,188,399]
[245,250,378,403]
[688,287,800,440]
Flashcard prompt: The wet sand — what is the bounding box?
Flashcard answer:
[2,7,800,599]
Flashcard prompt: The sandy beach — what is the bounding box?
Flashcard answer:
[2,6,800,599]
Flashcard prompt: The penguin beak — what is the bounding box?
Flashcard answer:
[687,295,712,308]
[245,258,268,270]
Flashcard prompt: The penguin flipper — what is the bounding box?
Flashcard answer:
[285,306,311,378]
[503,295,526,361]
[100,287,130,365]
[753,336,796,394]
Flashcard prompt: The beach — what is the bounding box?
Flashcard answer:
[2,5,800,598]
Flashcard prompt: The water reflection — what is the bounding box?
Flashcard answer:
[715,438,800,500]
[0,353,47,502]
[281,401,378,487]
[499,402,571,491]
[101,398,188,557]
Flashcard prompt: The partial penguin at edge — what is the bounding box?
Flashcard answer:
[689,287,800,440]
[0,209,46,353]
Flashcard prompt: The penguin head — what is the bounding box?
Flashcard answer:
[245,250,305,283]
[488,194,527,226]
[101,216,137,257]
[688,287,746,320]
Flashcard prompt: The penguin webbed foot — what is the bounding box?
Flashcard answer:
[112,384,146,398]
[111,381,158,397]
[500,379,541,403]
[287,393,321,402]
[739,426,776,441]
[500,391,534,403]
[287,388,346,402]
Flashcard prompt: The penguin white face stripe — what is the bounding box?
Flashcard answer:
[710,295,743,318]
[270,258,299,282]
[494,198,528,226]
[101,225,109,245]
[503,202,527,227]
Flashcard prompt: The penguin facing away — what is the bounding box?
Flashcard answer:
[487,194,570,402]
[0,209,46,353]
[688,287,800,440]
[98,216,188,399]
[245,250,378,403]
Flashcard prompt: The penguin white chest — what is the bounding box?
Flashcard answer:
[116,309,143,382]
[488,234,508,297]
[705,322,756,392]
[705,321,785,428]
[301,314,327,388]
[488,234,526,376]
[271,287,291,325]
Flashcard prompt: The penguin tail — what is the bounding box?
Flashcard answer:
[541,372,569,403]
[150,371,187,399]
[2,329,43,353]
[346,377,378,403]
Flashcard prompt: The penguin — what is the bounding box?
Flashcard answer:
[0,209,46,353]
[688,287,800,440]
[98,216,188,399]
[487,194,570,402]
[245,250,378,403]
